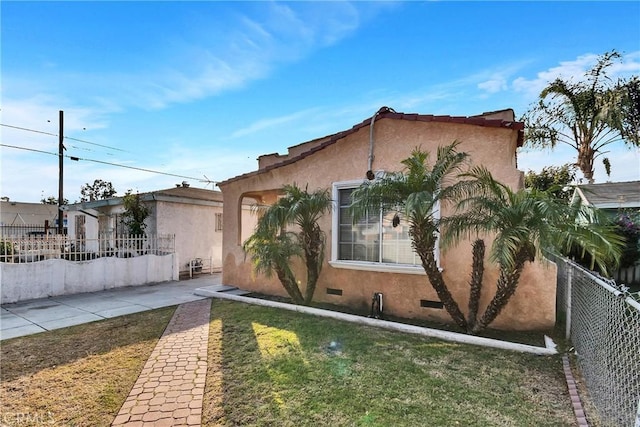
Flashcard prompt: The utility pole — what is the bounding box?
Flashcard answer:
[58,110,64,235]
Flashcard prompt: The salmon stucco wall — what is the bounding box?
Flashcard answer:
[219,116,557,331]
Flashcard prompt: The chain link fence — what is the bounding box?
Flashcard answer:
[555,256,640,427]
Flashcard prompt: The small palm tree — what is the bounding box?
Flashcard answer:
[243,226,305,304]
[447,166,623,332]
[243,184,332,305]
[349,142,623,333]
[349,142,471,330]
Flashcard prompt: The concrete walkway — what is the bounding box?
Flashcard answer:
[112,298,212,427]
[0,274,221,341]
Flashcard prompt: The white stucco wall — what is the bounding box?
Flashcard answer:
[0,254,178,304]
[154,201,222,271]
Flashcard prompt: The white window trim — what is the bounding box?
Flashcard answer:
[330,180,440,274]
[329,259,427,275]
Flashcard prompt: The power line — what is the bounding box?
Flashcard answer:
[1,123,128,153]
[0,143,58,157]
[64,135,128,152]
[0,143,215,183]
[1,124,57,137]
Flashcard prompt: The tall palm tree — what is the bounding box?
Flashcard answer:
[349,142,471,330]
[243,184,332,305]
[446,166,623,332]
[522,50,637,183]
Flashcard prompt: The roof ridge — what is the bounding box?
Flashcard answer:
[219,108,524,187]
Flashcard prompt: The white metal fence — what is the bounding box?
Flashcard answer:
[0,234,175,264]
[555,256,640,427]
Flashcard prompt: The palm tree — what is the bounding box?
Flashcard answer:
[349,142,623,333]
[522,50,638,183]
[349,142,471,330]
[243,226,305,304]
[243,184,332,305]
[446,166,623,333]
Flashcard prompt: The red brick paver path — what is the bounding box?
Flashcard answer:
[112,299,211,427]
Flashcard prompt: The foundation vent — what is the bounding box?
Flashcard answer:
[326,288,343,296]
[420,299,444,309]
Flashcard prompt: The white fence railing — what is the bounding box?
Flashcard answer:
[555,256,640,427]
[612,262,640,287]
[0,234,175,264]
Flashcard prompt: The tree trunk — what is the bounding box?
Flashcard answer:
[467,239,485,332]
[471,247,533,333]
[276,266,304,305]
[577,142,595,183]
[411,224,468,331]
[304,257,319,306]
[302,227,323,305]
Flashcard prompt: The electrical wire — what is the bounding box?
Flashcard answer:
[64,135,127,152]
[0,143,215,183]
[1,123,128,153]
[1,124,57,137]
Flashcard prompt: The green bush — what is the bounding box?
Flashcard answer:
[614,212,640,268]
[0,241,13,256]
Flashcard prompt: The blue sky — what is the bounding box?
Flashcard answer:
[1,1,639,203]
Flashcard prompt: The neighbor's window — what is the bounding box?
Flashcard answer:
[215,213,223,232]
[332,182,430,272]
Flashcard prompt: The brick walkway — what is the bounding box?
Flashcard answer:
[112,299,212,427]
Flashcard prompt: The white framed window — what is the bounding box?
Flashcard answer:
[330,180,438,275]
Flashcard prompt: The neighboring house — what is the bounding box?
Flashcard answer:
[64,184,257,277]
[218,107,557,330]
[0,200,66,235]
[572,181,640,212]
[572,180,640,286]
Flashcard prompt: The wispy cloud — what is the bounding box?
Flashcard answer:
[231,108,321,138]
[11,2,372,113]
[512,51,640,98]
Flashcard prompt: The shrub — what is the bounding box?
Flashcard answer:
[614,212,640,268]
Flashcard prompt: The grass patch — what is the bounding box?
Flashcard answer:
[0,306,175,426]
[245,292,562,348]
[203,300,575,426]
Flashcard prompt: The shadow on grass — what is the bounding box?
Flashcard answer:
[203,299,575,427]
[0,306,176,382]
[0,306,176,427]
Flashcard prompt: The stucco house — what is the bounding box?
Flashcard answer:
[64,184,257,278]
[0,199,66,236]
[218,107,557,331]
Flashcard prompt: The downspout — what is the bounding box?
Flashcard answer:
[367,106,396,180]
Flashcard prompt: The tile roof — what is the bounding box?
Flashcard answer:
[218,107,524,187]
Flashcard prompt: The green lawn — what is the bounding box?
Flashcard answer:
[1,299,576,426]
[202,300,575,426]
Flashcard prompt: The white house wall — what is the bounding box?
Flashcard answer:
[155,200,222,271]
[0,254,178,304]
